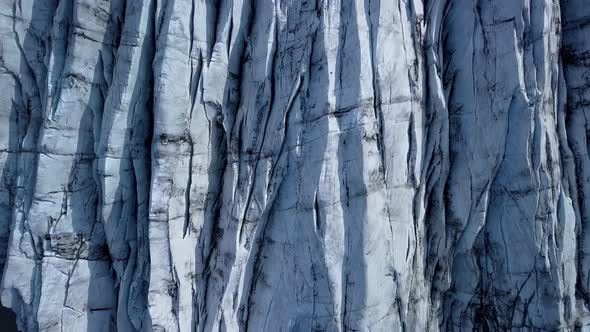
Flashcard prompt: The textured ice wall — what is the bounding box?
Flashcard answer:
[0,0,589,331]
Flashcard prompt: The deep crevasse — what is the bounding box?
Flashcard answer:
[0,0,589,331]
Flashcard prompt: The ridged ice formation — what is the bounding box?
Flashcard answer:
[1,0,590,330]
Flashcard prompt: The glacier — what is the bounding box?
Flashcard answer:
[0,0,590,330]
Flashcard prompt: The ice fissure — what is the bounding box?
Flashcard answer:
[1,0,590,330]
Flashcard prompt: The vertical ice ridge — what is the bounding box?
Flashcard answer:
[561,0,590,322]
[2,0,590,331]
[96,0,156,330]
[439,0,577,329]
[0,0,59,329]
[421,0,450,329]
